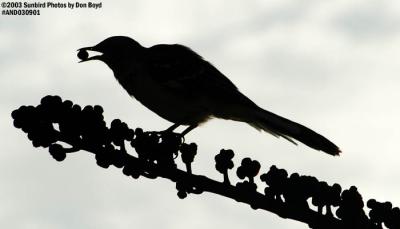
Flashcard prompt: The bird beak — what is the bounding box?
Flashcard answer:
[77,46,103,63]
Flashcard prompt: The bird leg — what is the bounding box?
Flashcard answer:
[181,124,198,136]
[164,123,197,136]
[165,123,180,132]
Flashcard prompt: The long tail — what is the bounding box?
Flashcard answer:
[248,107,341,156]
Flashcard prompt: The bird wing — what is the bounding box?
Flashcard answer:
[146,44,240,99]
[145,44,340,155]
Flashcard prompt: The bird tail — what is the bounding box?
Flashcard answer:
[247,107,341,156]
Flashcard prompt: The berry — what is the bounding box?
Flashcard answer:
[77,49,89,61]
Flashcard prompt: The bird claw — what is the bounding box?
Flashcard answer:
[159,129,186,144]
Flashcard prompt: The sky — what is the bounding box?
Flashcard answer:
[1,0,400,228]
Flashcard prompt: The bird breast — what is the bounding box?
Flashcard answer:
[113,70,210,125]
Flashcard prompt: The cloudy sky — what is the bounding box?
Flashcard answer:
[1,0,400,228]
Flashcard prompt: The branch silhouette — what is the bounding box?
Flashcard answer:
[11,95,400,229]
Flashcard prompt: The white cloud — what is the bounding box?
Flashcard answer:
[2,1,400,229]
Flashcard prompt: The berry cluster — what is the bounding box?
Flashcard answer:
[12,95,400,229]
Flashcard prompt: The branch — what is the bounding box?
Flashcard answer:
[11,95,400,229]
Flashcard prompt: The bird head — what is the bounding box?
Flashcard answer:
[78,36,144,70]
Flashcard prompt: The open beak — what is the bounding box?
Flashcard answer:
[77,46,103,63]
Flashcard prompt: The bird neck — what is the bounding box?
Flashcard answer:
[111,60,144,93]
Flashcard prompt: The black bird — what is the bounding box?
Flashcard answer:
[78,36,341,156]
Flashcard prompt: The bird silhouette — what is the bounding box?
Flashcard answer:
[78,36,341,155]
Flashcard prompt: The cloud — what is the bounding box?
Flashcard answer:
[331,2,400,40]
[2,1,400,229]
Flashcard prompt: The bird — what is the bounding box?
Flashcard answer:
[78,36,341,156]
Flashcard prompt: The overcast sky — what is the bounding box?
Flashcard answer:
[1,1,400,228]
